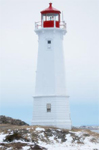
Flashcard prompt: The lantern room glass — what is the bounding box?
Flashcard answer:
[42,13,59,21]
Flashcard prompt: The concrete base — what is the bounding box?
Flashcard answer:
[32,120,72,130]
[32,95,72,130]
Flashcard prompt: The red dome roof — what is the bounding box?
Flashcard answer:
[41,3,61,14]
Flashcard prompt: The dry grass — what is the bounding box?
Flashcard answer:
[0,142,28,150]
[0,124,29,131]
[0,143,47,150]
[84,129,99,139]
[70,127,99,137]
[0,124,35,134]
[0,124,99,144]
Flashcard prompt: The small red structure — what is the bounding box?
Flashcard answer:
[41,3,61,28]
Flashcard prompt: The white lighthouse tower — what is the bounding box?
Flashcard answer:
[32,3,72,129]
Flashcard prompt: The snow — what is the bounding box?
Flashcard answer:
[38,131,99,150]
[7,147,13,150]
[0,132,8,142]
[22,146,30,150]
[10,131,13,134]
[43,143,99,150]
[56,129,61,131]
[65,134,73,142]
[26,128,30,130]
[0,127,99,150]
[35,127,45,131]
[69,131,82,135]
[39,132,44,137]
[49,135,54,141]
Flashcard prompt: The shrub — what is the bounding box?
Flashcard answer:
[3,132,22,142]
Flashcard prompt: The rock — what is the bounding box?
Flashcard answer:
[0,115,29,126]
[45,129,53,136]
[33,144,47,150]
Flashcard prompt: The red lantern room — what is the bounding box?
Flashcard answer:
[41,3,61,28]
[35,3,66,30]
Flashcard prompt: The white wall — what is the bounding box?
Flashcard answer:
[32,96,72,129]
[35,28,67,96]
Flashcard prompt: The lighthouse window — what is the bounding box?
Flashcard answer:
[47,40,51,49]
[47,103,51,112]
[48,40,51,44]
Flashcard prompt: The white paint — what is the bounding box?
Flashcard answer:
[32,26,72,129]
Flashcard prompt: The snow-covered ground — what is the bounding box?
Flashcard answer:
[0,126,99,150]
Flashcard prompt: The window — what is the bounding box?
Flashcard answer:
[47,103,51,112]
[48,40,51,44]
[47,40,51,49]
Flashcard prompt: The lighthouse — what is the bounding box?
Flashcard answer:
[32,3,72,129]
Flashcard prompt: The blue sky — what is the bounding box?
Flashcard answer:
[0,102,99,126]
[0,0,99,126]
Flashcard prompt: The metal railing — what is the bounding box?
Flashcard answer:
[35,21,67,30]
[35,21,41,29]
[60,21,67,29]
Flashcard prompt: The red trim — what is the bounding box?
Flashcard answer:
[41,3,61,14]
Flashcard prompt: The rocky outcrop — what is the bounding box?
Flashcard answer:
[0,115,29,126]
